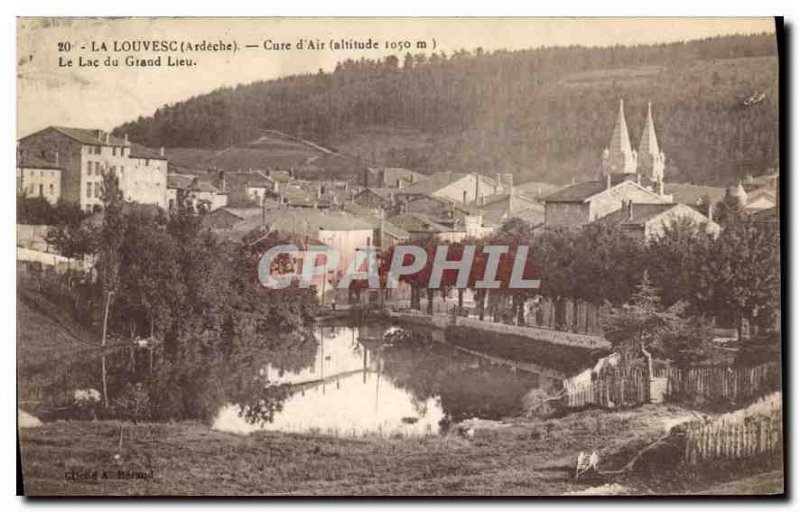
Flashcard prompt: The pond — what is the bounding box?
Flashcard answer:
[212,322,570,437]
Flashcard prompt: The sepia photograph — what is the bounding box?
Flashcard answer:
[15,16,783,497]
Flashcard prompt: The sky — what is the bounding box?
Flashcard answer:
[17,17,776,138]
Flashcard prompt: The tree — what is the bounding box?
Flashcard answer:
[97,170,125,298]
[645,216,715,313]
[706,218,780,339]
[602,272,693,380]
[113,34,778,187]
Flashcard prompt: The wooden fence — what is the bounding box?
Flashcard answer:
[658,363,781,404]
[683,392,782,465]
[563,365,649,408]
[563,362,781,409]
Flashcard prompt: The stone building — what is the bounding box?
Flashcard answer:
[18,127,168,211]
[394,171,500,205]
[545,100,673,227]
[17,153,62,205]
[592,201,721,243]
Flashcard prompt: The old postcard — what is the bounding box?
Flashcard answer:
[16,17,782,497]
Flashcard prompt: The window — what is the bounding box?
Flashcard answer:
[38,184,43,197]
[87,161,92,174]
[112,147,116,157]
[49,184,54,196]
[94,182,101,198]
[86,182,92,198]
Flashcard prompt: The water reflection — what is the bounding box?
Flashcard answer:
[213,323,555,437]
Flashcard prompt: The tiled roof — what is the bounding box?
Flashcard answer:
[167,174,195,189]
[386,213,452,234]
[592,203,677,227]
[193,182,222,193]
[351,213,411,239]
[397,172,496,196]
[664,183,726,206]
[545,178,664,204]
[406,194,478,214]
[167,173,222,193]
[18,154,63,170]
[358,187,395,201]
[261,209,374,233]
[368,167,427,187]
[51,127,128,146]
[220,207,263,220]
[514,181,562,199]
[543,180,608,202]
[129,143,167,160]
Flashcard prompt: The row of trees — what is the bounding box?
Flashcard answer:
[42,173,319,421]
[363,204,778,370]
[114,33,778,185]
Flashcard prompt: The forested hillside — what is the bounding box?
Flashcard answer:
[114,33,779,185]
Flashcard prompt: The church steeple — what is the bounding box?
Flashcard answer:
[637,102,665,183]
[602,99,637,174]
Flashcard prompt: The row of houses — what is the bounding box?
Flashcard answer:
[18,101,779,275]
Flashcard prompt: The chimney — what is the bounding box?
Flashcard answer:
[707,202,714,220]
[396,178,403,189]
[606,174,612,190]
[636,173,641,185]
[124,134,129,144]
[627,200,634,221]
[160,147,165,157]
[105,133,110,144]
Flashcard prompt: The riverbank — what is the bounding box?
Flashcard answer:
[18,404,782,496]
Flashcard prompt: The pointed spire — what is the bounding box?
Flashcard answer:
[613,99,633,155]
[637,101,666,184]
[639,102,660,157]
[602,99,637,174]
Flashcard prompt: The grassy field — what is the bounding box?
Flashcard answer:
[21,405,715,496]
